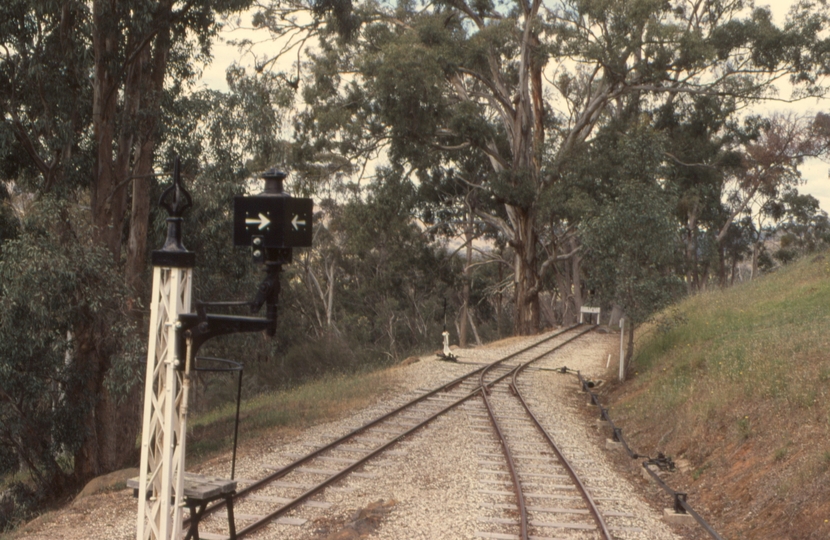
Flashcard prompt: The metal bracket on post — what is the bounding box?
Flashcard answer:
[175,168,314,361]
[136,164,314,540]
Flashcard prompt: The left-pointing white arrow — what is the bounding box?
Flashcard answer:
[245,213,271,230]
[291,214,307,231]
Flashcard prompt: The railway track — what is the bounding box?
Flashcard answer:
[471,331,679,540]
[188,325,594,539]
[475,330,616,540]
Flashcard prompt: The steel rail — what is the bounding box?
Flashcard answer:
[233,325,590,538]
[478,357,530,538]
[510,329,613,540]
[186,325,579,532]
[478,325,596,540]
[479,368,528,539]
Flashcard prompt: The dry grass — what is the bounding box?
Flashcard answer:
[603,252,830,539]
[187,369,399,462]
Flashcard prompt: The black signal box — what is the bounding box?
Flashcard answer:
[233,196,313,248]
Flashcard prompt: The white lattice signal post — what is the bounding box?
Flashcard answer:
[134,165,315,540]
[136,158,195,540]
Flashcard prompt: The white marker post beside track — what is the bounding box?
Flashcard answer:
[619,317,625,382]
[136,158,195,540]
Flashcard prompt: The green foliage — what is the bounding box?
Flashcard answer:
[279,0,830,331]
[0,198,140,491]
[580,121,683,322]
[772,188,830,263]
[0,0,93,195]
[634,254,830,404]
[315,168,457,358]
[0,481,39,531]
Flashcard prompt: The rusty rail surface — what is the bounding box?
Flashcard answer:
[477,324,602,540]
[511,341,613,540]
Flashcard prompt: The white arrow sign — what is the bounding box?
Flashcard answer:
[291,215,307,231]
[245,213,271,230]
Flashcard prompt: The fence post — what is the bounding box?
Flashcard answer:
[619,317,625,382]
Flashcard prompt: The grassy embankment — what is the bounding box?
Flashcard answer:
[0,361,398,536]
[604,253,830,539]
[186,368,397,463]
[2,370,397,487]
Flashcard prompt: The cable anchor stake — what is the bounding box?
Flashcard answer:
[673,492,688,514]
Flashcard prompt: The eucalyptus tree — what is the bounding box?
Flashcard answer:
[0,199,141,495]
[321,168,456,359]
[581,119,683,365]
[0,0,255,488]
[771,188,830,263]
[657,94,741,290]
[252,0,830,334]
[415,156,501,346]
[718,113,830,278]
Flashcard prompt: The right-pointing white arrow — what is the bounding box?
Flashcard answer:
[245,213,271,230]
[291,214,307,231]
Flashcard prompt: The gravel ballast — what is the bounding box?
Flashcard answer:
[15,329,689,540]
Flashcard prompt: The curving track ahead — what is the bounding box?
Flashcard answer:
[187,325,594,539]
[477,324,613,539]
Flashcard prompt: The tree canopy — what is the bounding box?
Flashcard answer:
[253,0,830,333]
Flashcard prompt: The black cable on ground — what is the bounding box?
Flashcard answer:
[553,366,727,540]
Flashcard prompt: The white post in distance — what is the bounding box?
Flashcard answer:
[580,306,601,325]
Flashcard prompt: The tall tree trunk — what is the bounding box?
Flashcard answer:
[81,1,175,483]
[625,319,635,377]
[552,237,584,327]
[71,322,105,481]
[508,0,543,336]
[512,206,539,335]
[459,209,474,347]
[126,144,153,296]
[685,205,699,292]
[91,0,122,258]
[77,0,121,484]
[553,260,572,325]
[751,242,760,279]
[467,310,482,346]
[571,240,583,317]
[326,260,336,331]
[126,6,171,298]
[496,261,503,338]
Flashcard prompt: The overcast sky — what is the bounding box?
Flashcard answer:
[201,0,830,211]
